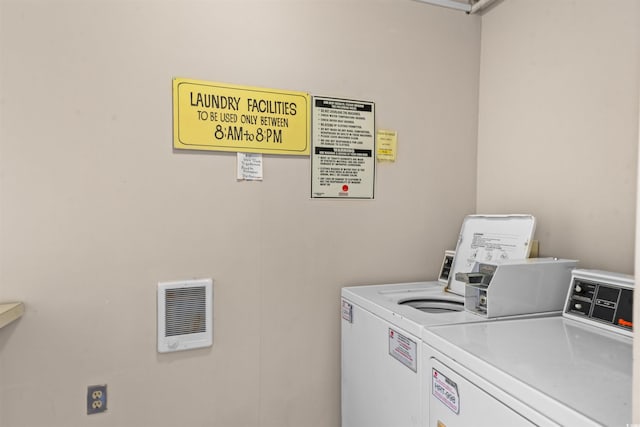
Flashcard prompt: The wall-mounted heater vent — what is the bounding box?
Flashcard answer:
[157,278,212,353]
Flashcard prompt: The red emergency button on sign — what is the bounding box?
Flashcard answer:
[342,185,349,192]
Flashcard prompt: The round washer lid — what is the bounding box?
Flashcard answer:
[399,298,464,313]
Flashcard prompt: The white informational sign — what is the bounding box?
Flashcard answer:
[311,96,375,198]
[236,152,263,181]
[388,328,417,372]
[432,368,460,414]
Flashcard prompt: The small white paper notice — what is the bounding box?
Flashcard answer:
[237,152,263,181]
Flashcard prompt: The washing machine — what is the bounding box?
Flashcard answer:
[341,257,577,427]
[421,269,633,427]
[340,215,567,427]
[342,280,461,427]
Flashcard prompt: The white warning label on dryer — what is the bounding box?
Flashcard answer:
[388,328,417,372]
[432,368,460,414]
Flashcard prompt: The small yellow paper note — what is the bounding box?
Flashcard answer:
[377,129,397,162]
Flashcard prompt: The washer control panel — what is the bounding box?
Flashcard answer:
[564,269,634,336]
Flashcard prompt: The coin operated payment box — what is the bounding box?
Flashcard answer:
[458,258,578,318]
[446,214,537,296]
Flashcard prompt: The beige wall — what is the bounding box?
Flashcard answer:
[477,0,639,273]
[0,1,480,426]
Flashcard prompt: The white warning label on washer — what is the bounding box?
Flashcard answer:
[341,300,353,323]
[388,328,417,372]
[432,368,460,414]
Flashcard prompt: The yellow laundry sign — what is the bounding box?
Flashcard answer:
[173,78,310,155]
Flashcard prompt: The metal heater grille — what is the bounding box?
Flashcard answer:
[165,286,206,337]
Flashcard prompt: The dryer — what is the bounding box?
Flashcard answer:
[421,269,633,427]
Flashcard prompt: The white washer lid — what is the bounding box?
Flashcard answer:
[446,214,536,295]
